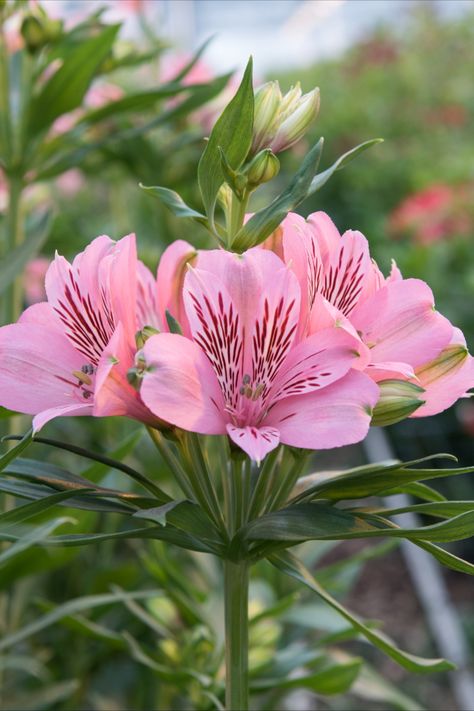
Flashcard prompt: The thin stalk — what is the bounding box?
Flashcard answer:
[146,427,195,500]
[179,433,228,537]
[264,452,309,513]
[224,559,249,711]
[247,446,282,520]
[5,173,24,323]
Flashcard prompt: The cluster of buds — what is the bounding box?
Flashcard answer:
[251,81,320,155]
[20,5,63,53]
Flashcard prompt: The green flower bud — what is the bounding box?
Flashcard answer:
[270,87,320,153]
[245,149,280,187]
[252,81,282,154]
[21,13,63,53]
[135,325,159,349]
[372,379,425,427]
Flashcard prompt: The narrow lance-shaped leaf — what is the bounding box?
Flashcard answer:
[0,517,75,568]
[269,551,454,673]
[308,138,384,196]
[28,23,120,135]
[140,185,210,229]
[198,57,254,227]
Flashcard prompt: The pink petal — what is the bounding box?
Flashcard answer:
[413,329,474,417]
[156,239,197,334]
[306,211,342,264]
[105,233,138,340]
[137,261,160,330]
[140,333,226,434]
[265,371,379,450]
[18,302,63,334]
[351,278,453,369]
[94,323,157,424]
[269,327,362,402]
[33,403,92,432]
[280,212,323,329]
[320,229,372,316]
[227,424,280,463]
[0,323,93,419]
[365,361,417,383]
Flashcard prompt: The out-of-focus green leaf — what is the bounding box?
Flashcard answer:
[232,138,323,251]
[28,24,120,135]
[0,589,162,652]
[5,679,80,711]
[308,138,384,195]
[414,540,474,575]
[198,57,254,226]
[252,656,362,695]
[352,663,423,710]
[0,517,74,568]
[269,551,454,673]
[0,210,52,296]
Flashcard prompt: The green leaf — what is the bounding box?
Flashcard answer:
[232,138,324,251]
[294,457,472,503]
[133,500,186,526]
[0,210,52,296]
[0,487,93,527]
[0,517,74,568]
[371,500,474,519]
[198,57,254,226]
[384,481,447,503]
[352,664,423,711]
[308,138,384,196]
[0,430,33,473]
[269,551,454,673]
[252,657,362,695]
[414,540,474,576]
[0,589,162,652]
[244,502,474,545]
[165,309,183,335]
[28,23,120,135]
[140,185,209,227]
[5,434,171,502]
[5,679,80,711]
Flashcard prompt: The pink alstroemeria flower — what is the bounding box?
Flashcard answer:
[268,211,474,416]
[0,235,196,431]
[139,248,379,462]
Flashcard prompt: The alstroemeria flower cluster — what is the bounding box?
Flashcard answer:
[262,211,474,420]
[0,212,472,463]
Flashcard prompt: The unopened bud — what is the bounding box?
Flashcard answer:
[21,14,63,53]
[135,325,159,349]
[416,344,469,385]
[217,183,233,211]
[252,81,282,154]
[278,83,303,120]
[372,379,425,427]
[270,88,320,154]
[246,149,280,187]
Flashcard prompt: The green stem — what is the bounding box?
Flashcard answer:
[227,190,249,247]
[5,174,24,324]
[224,559,249,711]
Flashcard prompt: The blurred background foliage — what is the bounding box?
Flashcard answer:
[0,1,473,709]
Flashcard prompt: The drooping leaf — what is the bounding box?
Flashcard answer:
[198,57,254,226]
[0,487,93,527]
[232,138,324,251]
[0,589,162,652]
[269,551,454,673]
[369,500,474,519]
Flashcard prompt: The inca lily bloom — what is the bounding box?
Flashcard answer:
[0,234,196,431]
[268,211,474,416]
[139,248,379,462]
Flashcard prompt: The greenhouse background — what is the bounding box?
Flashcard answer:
[0,1,473,709]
